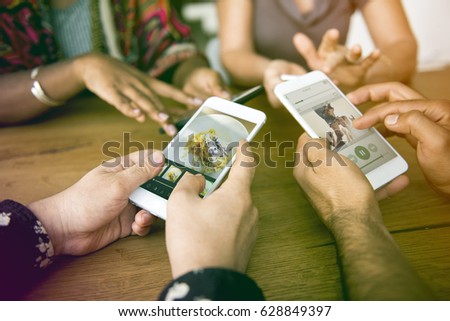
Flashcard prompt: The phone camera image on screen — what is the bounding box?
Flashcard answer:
[140,106,258,200]
[284,80,397,174]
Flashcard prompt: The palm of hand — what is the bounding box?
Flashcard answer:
[329,64,367,87]
[57,168,136,256]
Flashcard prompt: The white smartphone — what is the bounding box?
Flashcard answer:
[129,97,267,219]
[274,71,408,190]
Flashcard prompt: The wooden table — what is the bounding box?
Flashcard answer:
[1,68,450,300]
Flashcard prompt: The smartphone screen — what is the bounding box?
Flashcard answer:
[140,106,259,199]
[283,79,397,174]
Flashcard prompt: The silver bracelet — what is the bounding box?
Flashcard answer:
[30,67,65,107]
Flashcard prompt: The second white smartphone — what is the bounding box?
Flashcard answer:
[129,97,266,219]
[274,71,408,190]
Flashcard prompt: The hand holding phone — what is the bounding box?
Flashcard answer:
[274,71,408,190]
[165,141,259,279]
[130,97,266,219]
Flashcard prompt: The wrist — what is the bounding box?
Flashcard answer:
[72,53,103,88]
[28,195,66,256]
[170,252,241,280]
[328,206,387,242]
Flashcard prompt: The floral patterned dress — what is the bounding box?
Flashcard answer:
[0,0,199,80]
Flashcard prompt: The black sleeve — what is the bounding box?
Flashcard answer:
[0,199,55,299]
[159,268,265,301]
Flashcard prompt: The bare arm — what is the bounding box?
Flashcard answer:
[217,0,270,86]
[0,59,84,124]
[294,134,434,300]
[218,0,306,108]
[362,0,418,83]
[332,208,434,300]
[0,53,200,135]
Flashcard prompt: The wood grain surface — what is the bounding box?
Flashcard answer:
[1,68,449,300]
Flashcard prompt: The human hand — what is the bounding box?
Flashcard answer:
[263,59,306,108]
[75,53,201,136]
[28,150,165,256]
[166,141,258,279]
[347,82,425,105]
[293,29,380,87]
[182,67,231,105]
[293,134,409,231]
[350,83,450,197]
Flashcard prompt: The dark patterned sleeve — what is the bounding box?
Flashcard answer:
[0,1,58,74]
[159,268,265,301]
[0,199,55,299]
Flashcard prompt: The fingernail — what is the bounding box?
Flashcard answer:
[347,93,355,101]
[385,114,399,126]
[133,109,141,115]
[352,118,361,128]
[150,151,164,165]
[191,98,203,106]
[167,125,177,136]
[138,212,147,224]
[158,113,169,121]
[222,91,231,98]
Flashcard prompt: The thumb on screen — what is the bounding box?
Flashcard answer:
[170,173,206,203]
[117,150,165,193]
[225,141,257,190]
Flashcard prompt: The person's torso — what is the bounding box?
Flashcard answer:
[252,0,368,68]
[49,0,98,58]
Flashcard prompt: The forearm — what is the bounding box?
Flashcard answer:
[365,40,417,84]
[217,0,261,87]
[0,58,86,124]
[331,209,434,300]
[221,50,270,87]
[28,194,65,257]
